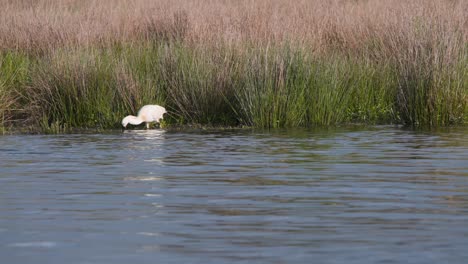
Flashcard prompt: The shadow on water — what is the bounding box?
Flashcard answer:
[0,126,467,263]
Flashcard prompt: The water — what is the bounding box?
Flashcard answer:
[1,127,467,264]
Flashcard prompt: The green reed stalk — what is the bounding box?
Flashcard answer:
[0,41,466,132]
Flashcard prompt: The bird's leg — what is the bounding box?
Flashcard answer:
[146,122,150,129]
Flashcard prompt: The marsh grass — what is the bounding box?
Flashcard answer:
[393,42,467,127]
[0,51,30,128]
[1,41,466,131]
[0,0,466,131]
[156,44,239,125]
[233,48,399,128]
[25,46,168,131]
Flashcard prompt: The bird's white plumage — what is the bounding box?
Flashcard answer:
[122,104,166,129]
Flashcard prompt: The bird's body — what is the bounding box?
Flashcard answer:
[122,104,167,129]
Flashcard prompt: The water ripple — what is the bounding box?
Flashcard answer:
[0,127,467,263]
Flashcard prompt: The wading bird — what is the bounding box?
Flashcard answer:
[122,105,167,129]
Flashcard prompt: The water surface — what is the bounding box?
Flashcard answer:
[1,127,467,263]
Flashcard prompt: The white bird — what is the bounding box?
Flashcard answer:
[122,105,167,129]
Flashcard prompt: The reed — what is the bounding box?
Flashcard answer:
[0,0,466,131]
[0,51,30,129]
[25,46,167,131]
[231,47,398,128]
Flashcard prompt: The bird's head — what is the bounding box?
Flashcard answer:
[121,116,131,128]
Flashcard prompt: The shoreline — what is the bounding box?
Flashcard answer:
[2,123,467,136]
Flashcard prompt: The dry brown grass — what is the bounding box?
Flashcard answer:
[1,0,466,55]
[0,0,466,129]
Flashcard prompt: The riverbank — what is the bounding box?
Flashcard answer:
[1,1,466,132]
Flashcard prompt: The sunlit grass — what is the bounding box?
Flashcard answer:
[2,41,464,132]
[0,0,466,131]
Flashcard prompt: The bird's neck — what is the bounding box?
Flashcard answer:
[128,115,144,125]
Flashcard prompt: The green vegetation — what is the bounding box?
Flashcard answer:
[1,41,466,132]
[0,1,466,132]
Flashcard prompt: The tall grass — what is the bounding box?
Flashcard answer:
[231,47,398,127]
[25,46,168,131]
[0,51,30,130]
[0,0,466,131]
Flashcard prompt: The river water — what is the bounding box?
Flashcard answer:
[1,126,467,264]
